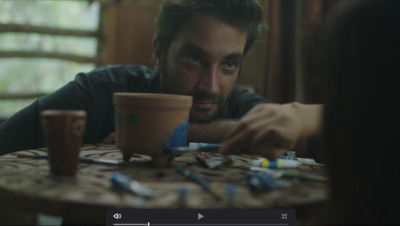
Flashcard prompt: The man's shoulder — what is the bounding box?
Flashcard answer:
[218,85,272,119]
[83,65,156,85]
[229,85,271,102]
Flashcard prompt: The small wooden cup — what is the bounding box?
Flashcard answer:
[41,110,87,175]
[113,93,192,167]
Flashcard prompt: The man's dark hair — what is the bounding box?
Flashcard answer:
[155,0,264,56]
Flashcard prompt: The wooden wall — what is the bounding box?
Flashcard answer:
[263,0,327,103]
[102,0,332,103]
[103,0,159,67]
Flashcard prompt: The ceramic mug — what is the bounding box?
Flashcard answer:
[41,110,87,175]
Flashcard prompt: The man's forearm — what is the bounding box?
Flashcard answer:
[289,102,322,136]
[290,103,323,157]
[189,103,323,157]
[188,120,238,143]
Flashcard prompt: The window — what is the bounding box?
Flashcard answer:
[0,0,101,121]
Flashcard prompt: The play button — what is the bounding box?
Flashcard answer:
[198,213,204,220]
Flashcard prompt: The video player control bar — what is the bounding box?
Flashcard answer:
[107,209,295,226]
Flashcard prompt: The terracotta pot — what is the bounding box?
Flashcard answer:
[41,110,87,175]
[113,93,192,167]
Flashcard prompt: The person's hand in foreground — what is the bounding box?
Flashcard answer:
[219,102,322,160]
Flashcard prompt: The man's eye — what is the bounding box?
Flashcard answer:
[223,61,239,71]
[183,55,201,65]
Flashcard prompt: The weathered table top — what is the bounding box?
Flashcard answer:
[0,144,329,224]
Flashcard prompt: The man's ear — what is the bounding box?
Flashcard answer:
[152,37,163,70]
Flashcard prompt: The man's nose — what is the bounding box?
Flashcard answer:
[198,66,220,94]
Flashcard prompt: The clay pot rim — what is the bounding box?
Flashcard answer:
[41,110,87,117]
[114,92,193,107]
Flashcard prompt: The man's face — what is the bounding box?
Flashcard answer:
[157,15,247,122]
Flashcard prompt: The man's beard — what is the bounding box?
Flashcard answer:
[188,92,225,123]
[160,65,225,123]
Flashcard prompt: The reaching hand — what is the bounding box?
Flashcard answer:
[219,102,322,160]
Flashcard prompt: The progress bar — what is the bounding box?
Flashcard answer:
[114,224,150,226]
[114,224,289,226]
[114,224,149,226]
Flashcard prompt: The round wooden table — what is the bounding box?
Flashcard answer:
[0,144,329,224]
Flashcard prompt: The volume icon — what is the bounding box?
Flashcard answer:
[113,213,122,219]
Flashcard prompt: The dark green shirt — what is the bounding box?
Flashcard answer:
[0,65,271,154]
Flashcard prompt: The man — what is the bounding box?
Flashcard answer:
[0,0,310,159]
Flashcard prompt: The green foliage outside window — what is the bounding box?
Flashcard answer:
[0,0,100,118]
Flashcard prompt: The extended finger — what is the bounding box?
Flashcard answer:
[249,146,287,161]
[220,117,269,154]
[223,108,275,141]
[251,122,296,150]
